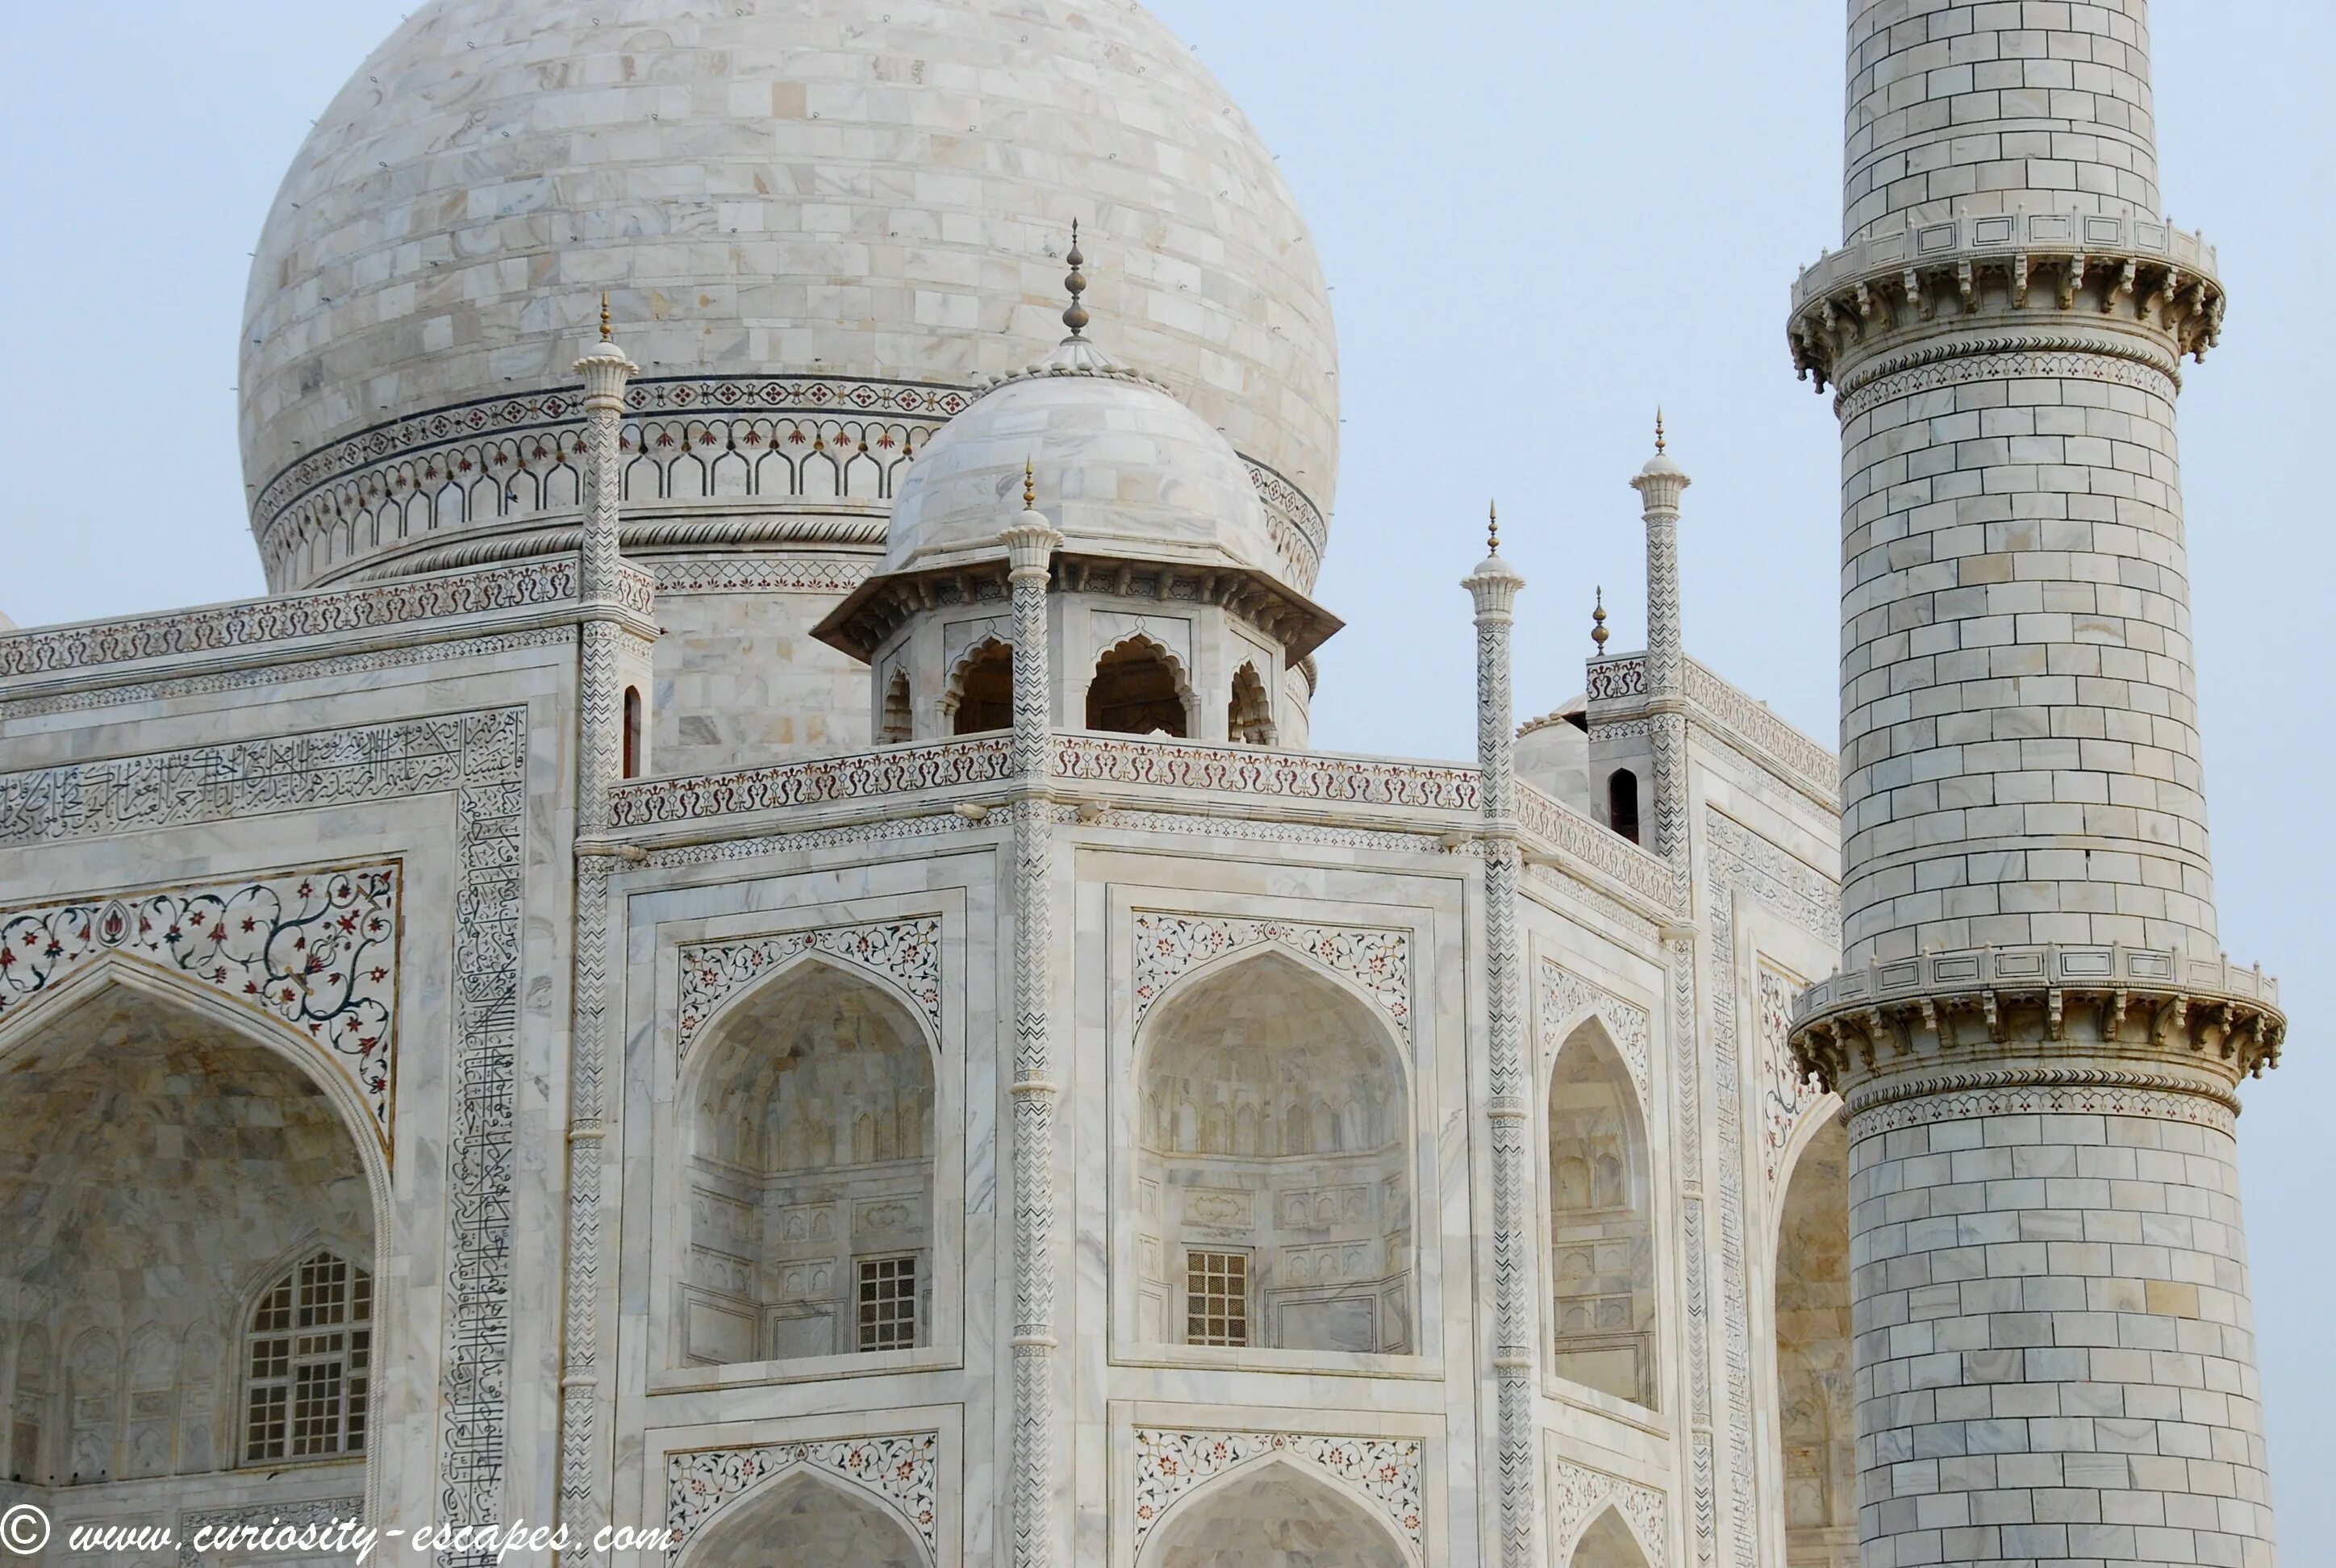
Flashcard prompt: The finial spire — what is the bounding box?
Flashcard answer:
[599,291,612,344]
[1592,586,1609,652]
[1654,407,1666,454]
[1024,457,1037,510]
[1487,499,1500,555]
[1062,220,1090,339]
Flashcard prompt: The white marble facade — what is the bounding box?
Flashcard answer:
[0,3,1898,1567]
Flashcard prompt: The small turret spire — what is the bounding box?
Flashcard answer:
[1487,499,1500,555]
[1024,457,1037,510]
[1062,220,1090,339]
[1654,407,1666,454]
[599,291,612,344]
[1591,586,1609,652]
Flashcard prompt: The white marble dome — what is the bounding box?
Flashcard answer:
[240,0,1337,590]
[884,351,1283,582]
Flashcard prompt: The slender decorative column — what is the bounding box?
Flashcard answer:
[1001,467,1064,1568]
[1464,505,1537,1568]
[557,295,636,1535]
[1630,415,1692,874]
[1787,8,2283,1566]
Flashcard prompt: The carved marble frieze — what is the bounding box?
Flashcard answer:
[1538,958,1652,1104]
[0,864,402,1146]
[1754,964,1828,1202]
[676,916,942,1058]
[1131,910,1411,1040]
[665,1432,940,1558]
[1547,1453,1667,1566]
[1130,1428,1424,1560]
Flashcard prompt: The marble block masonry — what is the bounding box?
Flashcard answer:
[0,2,2286,1567]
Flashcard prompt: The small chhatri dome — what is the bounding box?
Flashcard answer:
[879,236,1295,587]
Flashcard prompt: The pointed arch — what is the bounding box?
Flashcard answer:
[945,636,1014,735]
[1227,659,1275,745]
[680,957,940,1367]
[1771,1107,1854,1568]
[1566,1504,1654,1568]
[881,668,914,744]
[0,972,382,1495]
[1141,1455,1410,1567]
[1547,1015,1658,1407]
[1086,632,1192,737]
[1132,947,1413,1354]
[677,1462,932,1568]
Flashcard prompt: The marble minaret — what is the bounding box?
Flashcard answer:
[1786,4,2285,1566]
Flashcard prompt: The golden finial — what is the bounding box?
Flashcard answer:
[599,291,612,343]
[1487,499,1500,555]
[1654,407,1666,455]
[1023,457,1037,510]
[1591,586,1610,651]
[1062,219,1090,338]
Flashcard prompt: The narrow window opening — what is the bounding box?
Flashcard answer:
[1184,1249,1249,1347]
[243,1251,371,1464]
[1086,638,1187,737]
[856,1254,920,1352]
[1608,769,1641,844]
[952,642,1014,734]
[881,669,913,743]
[621,686,644,779]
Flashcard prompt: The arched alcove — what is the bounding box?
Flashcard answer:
[1568,1507,1652,1568]
[1133,950,1412,1354]
[881,669,914,743]
[0,981,377,1494]
[1547,1019,1658,1407]
[949,640,1013,735]
[1087,636,1190,737]
[1227,661,1274,745]
[1774,1109,1855,1568]
[682,961,937,1366]
[1145,1461,1406,1567]
[1606,770,1641,844]
[682,1467,928,1568]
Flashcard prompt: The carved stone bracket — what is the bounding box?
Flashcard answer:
[1787,211,2224,390]
[1789,945,2284,1098]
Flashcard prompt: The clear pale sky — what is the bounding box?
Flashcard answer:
[3,1,2329,1550]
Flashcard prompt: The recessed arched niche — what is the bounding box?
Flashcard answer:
[1547,1016,1658,1407]
[1145,1461,1406,1568]
[1087,634,1191,738]
[0,979,377,1495]
[679,960,939,1367]
[1773,1109,1854,1568]
[1130,949,1412,1356]
[1568,1506,1654,1568]
[682,1467,930,1568]
[947,640,1013,735]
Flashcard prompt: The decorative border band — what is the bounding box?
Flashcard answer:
[1130,1428,1424,1559]
[676,917,941,1058]
[0,864,401,1145]
[665,1432,940,1558]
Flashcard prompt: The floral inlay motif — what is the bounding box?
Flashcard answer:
[1548,1455,1668,1565]
[1131,911,1410,1039]
[0,865,400,1141]
[1538,959,1653,1103]
[677,917,941,1058]
[1756,964,1829,1198]
[1131,1428,1424,1559]
[664,1432,939,1558]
